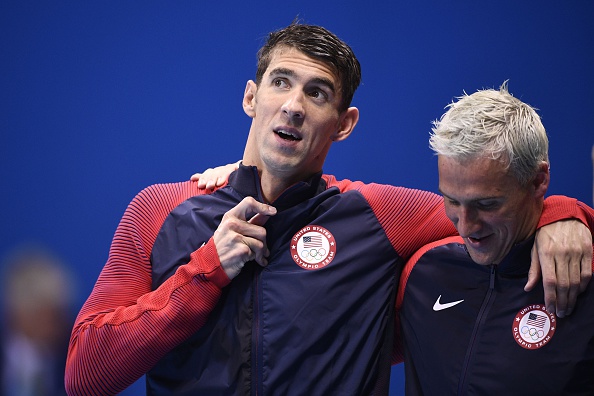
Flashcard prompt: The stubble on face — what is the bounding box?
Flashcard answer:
[438,155,540,266]
[242,48,344,199]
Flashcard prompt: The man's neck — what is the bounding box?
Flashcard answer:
[258,168,305,204]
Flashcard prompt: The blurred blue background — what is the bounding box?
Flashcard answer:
[1,1,593,394]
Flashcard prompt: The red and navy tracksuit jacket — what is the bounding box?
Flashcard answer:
[396,200,594,396]
[65,165,586,395]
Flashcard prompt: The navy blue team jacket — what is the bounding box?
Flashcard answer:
[147,165,404,395]
[397,235,594,396]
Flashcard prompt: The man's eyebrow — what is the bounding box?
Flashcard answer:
[310,77,336,94]
[269,67,294,78]
[439,189,501,203]
[268,67,336,94]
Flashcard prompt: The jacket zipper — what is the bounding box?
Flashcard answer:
[251,265,261,396]
[457,264,497,395]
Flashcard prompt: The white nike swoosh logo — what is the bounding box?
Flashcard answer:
[433,295,464,311]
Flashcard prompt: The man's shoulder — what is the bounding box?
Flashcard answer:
[322,174,443,208]
[322,173,390,192]
[137,180,208,199]
[396,236,465,309]
[127,180,213,215]
[407,236,465,266]
[401,237,466,285]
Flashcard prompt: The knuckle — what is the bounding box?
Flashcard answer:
[243,196,256,205]
[556,281,570,293]
[241,243,253,259]
[542,277,557,289]
[223,217,241,232]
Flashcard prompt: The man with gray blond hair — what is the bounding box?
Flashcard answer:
[395,82,594,395]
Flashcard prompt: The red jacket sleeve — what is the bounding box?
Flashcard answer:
[537,195,593,230]
[65,181,229,396]
[323,175,458,261]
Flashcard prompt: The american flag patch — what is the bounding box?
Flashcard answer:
[526,313,547,328]
[303,235,323,248]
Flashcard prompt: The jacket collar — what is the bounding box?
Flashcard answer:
[228,163,326,211]
[493,235,535,276]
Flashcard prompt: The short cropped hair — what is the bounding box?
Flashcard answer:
[255,22,361,113]
[430,81,549,185]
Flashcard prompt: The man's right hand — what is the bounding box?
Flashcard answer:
[214,197,277,280]
[191,161,241,189]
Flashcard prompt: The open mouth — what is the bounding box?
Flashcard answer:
[466,234,492,245]
[275,129,302,141]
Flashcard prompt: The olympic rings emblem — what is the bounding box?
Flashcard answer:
[290,226,337,270]
[511,305,556,350]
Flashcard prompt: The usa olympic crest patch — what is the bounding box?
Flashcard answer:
[512,304,556,350]
[290,225,336,270]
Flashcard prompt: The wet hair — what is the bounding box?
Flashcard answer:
[255,21,361,113]
[430,81,549,185]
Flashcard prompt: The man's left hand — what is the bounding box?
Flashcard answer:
[527,219,592,318]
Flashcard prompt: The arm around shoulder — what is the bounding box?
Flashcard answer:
[531,195,594,318]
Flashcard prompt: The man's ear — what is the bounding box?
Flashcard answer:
[243,80,257,118]
[331,107,359,142]
[533,161,550,198]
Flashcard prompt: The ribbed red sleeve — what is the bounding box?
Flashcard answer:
[538,195,592,229]
[65,181,229,396]
[324,175,458,260]
[538,196,594,271]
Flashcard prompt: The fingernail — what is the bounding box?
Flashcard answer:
[557,310,565,318]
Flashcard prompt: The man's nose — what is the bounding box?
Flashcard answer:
[455,207,480,237]
[281,91,305,119]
